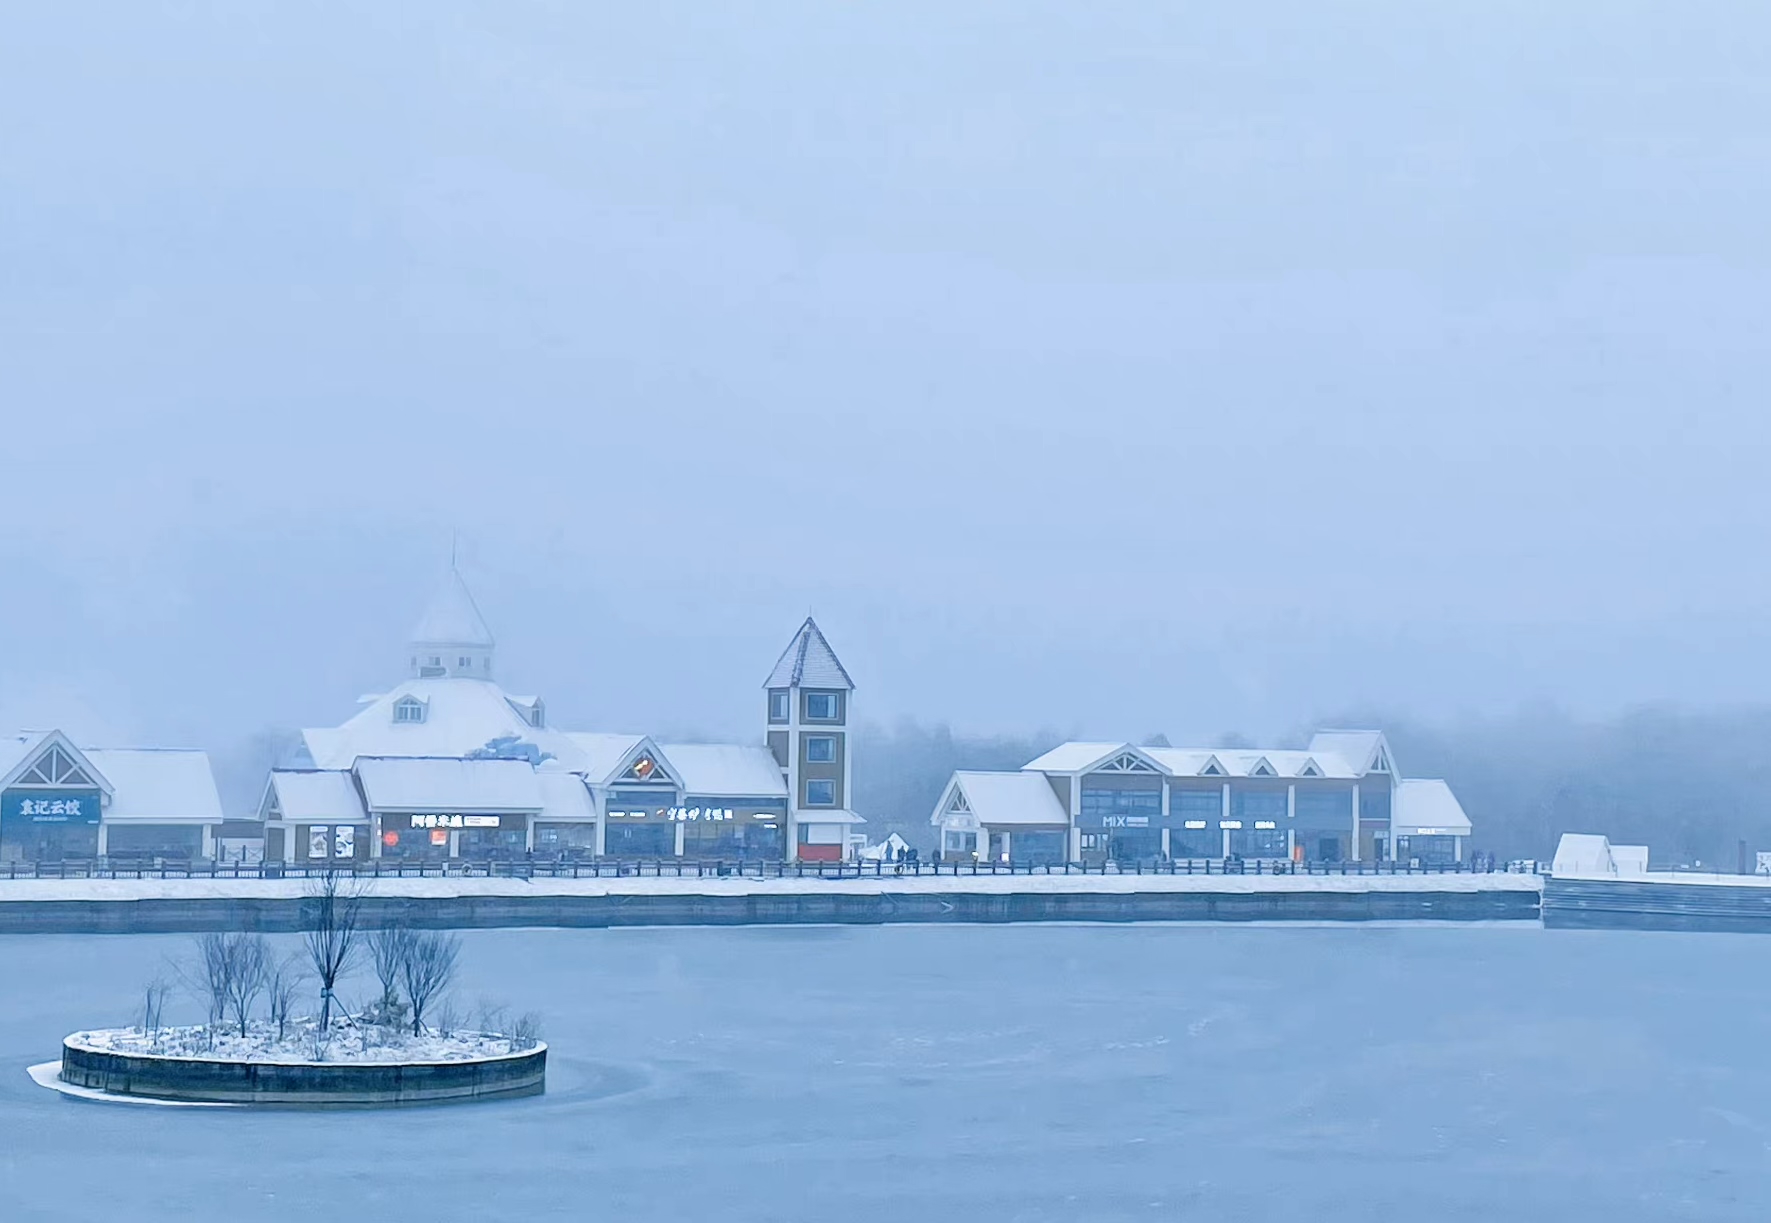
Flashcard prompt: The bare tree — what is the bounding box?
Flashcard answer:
[368,924,415,1024]
[302,866,369,1032]
[139,978,171,1046]
[511,1011,543,1051]
[223,934,270,1037]
[266,953,305,1042]
[181,933,235,1045]
[401,930,461,1036]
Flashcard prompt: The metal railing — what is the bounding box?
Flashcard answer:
[0,856,1528,882]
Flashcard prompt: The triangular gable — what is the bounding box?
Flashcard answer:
[605,737,683,788]
[1198,755,1228,777]
[1247,756,1278,778]
[930,775,981,829]
[0,731,112,797]
[1084,744,1170,776]
[258,775,282,822]
[1296,757,1324,778]
[1369,744,1393,774]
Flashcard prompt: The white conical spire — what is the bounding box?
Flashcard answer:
[408,567,495,678]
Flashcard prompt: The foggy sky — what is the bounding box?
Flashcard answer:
[4,3,1770,752]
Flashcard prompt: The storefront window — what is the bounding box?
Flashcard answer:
[605,822,676,857]
[1229,824,1288,859]
[1008,830,1067,865]
[1398,834,1457,865]
[1169,821,1220,858]
[943,830,977,855]
[534,823,598,855]
[107,824,203,860]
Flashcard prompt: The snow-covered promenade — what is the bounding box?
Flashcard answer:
[0,870,1542,933]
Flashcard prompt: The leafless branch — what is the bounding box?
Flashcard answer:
[402,930,461,1036]
[303,866,371,1034]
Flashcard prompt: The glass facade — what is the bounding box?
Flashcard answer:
[533,823,598,855]
[683,820,785,860]
[1008,830,1068,864]
[107,824,204,859]
[1080,787,1162,822]
[1293,787,1353,829]
[1230,789,1287,824]
[605,822,675,857]
[1229,824,1288,859]
[1169,821,1220,858]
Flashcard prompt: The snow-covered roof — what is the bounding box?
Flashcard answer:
[555,732,647,783]
[535,772,595,821]
[266,770,367,824]
[656,743,788,799]
[933,771,1069,828]
[302,678,552,769]
[354,757,542,814]
[409,567,495,648]
[763,617,854,690]
[1307,730,1392,777]
[1023,741,1363,779]
[795,809,866,825]
[1392,779,1471,837]
[84,748,224,825]
[1552,833,1619,878]
[1020,742,1127,774]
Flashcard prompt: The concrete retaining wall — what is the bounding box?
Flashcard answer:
[0,887,1539,935]
[1544,876,1771,933]
[59,1040,546,1105]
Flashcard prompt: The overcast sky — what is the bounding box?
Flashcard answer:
[3,3,1770,751]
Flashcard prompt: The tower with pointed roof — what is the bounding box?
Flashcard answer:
[764,617,857,861]
[408,566,497,680]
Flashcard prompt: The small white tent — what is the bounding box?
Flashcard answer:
[858,832,912,862]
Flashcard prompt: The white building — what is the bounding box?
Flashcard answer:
[931,731,1471,866]
[0,730,225,863]
[259,568,865,863]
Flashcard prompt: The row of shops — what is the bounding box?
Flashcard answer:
[930,734,1473,866]
[0,731,225,864]
[0,570,1477,867]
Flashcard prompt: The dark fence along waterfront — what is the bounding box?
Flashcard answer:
[0,857,1516,882]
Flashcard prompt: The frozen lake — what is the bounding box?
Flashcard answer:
[2,923,1768,1221]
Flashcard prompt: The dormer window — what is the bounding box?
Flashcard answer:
[459,656,471,668]
[393,697,428,724]
[530,701,545,728]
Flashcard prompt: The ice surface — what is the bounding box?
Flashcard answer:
[2,924,1765,1222]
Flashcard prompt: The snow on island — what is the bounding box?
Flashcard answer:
[67,1021,542,1066]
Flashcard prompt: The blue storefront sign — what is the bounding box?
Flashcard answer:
[1,788,103,827]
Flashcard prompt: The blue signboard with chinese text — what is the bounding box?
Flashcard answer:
[1,788,103,828]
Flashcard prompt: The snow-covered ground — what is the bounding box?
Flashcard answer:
[3,924,1765,1222]
[67,1021,537,1064]
[0,871,1541,901]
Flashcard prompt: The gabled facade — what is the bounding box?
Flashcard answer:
[0,731,224,863]
[262,570,861,863]
[933,729,1471,866]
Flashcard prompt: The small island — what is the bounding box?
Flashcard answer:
[47,871,546,1107]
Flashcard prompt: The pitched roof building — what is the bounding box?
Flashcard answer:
[263,569,863,863]
[932,729,1471,866]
